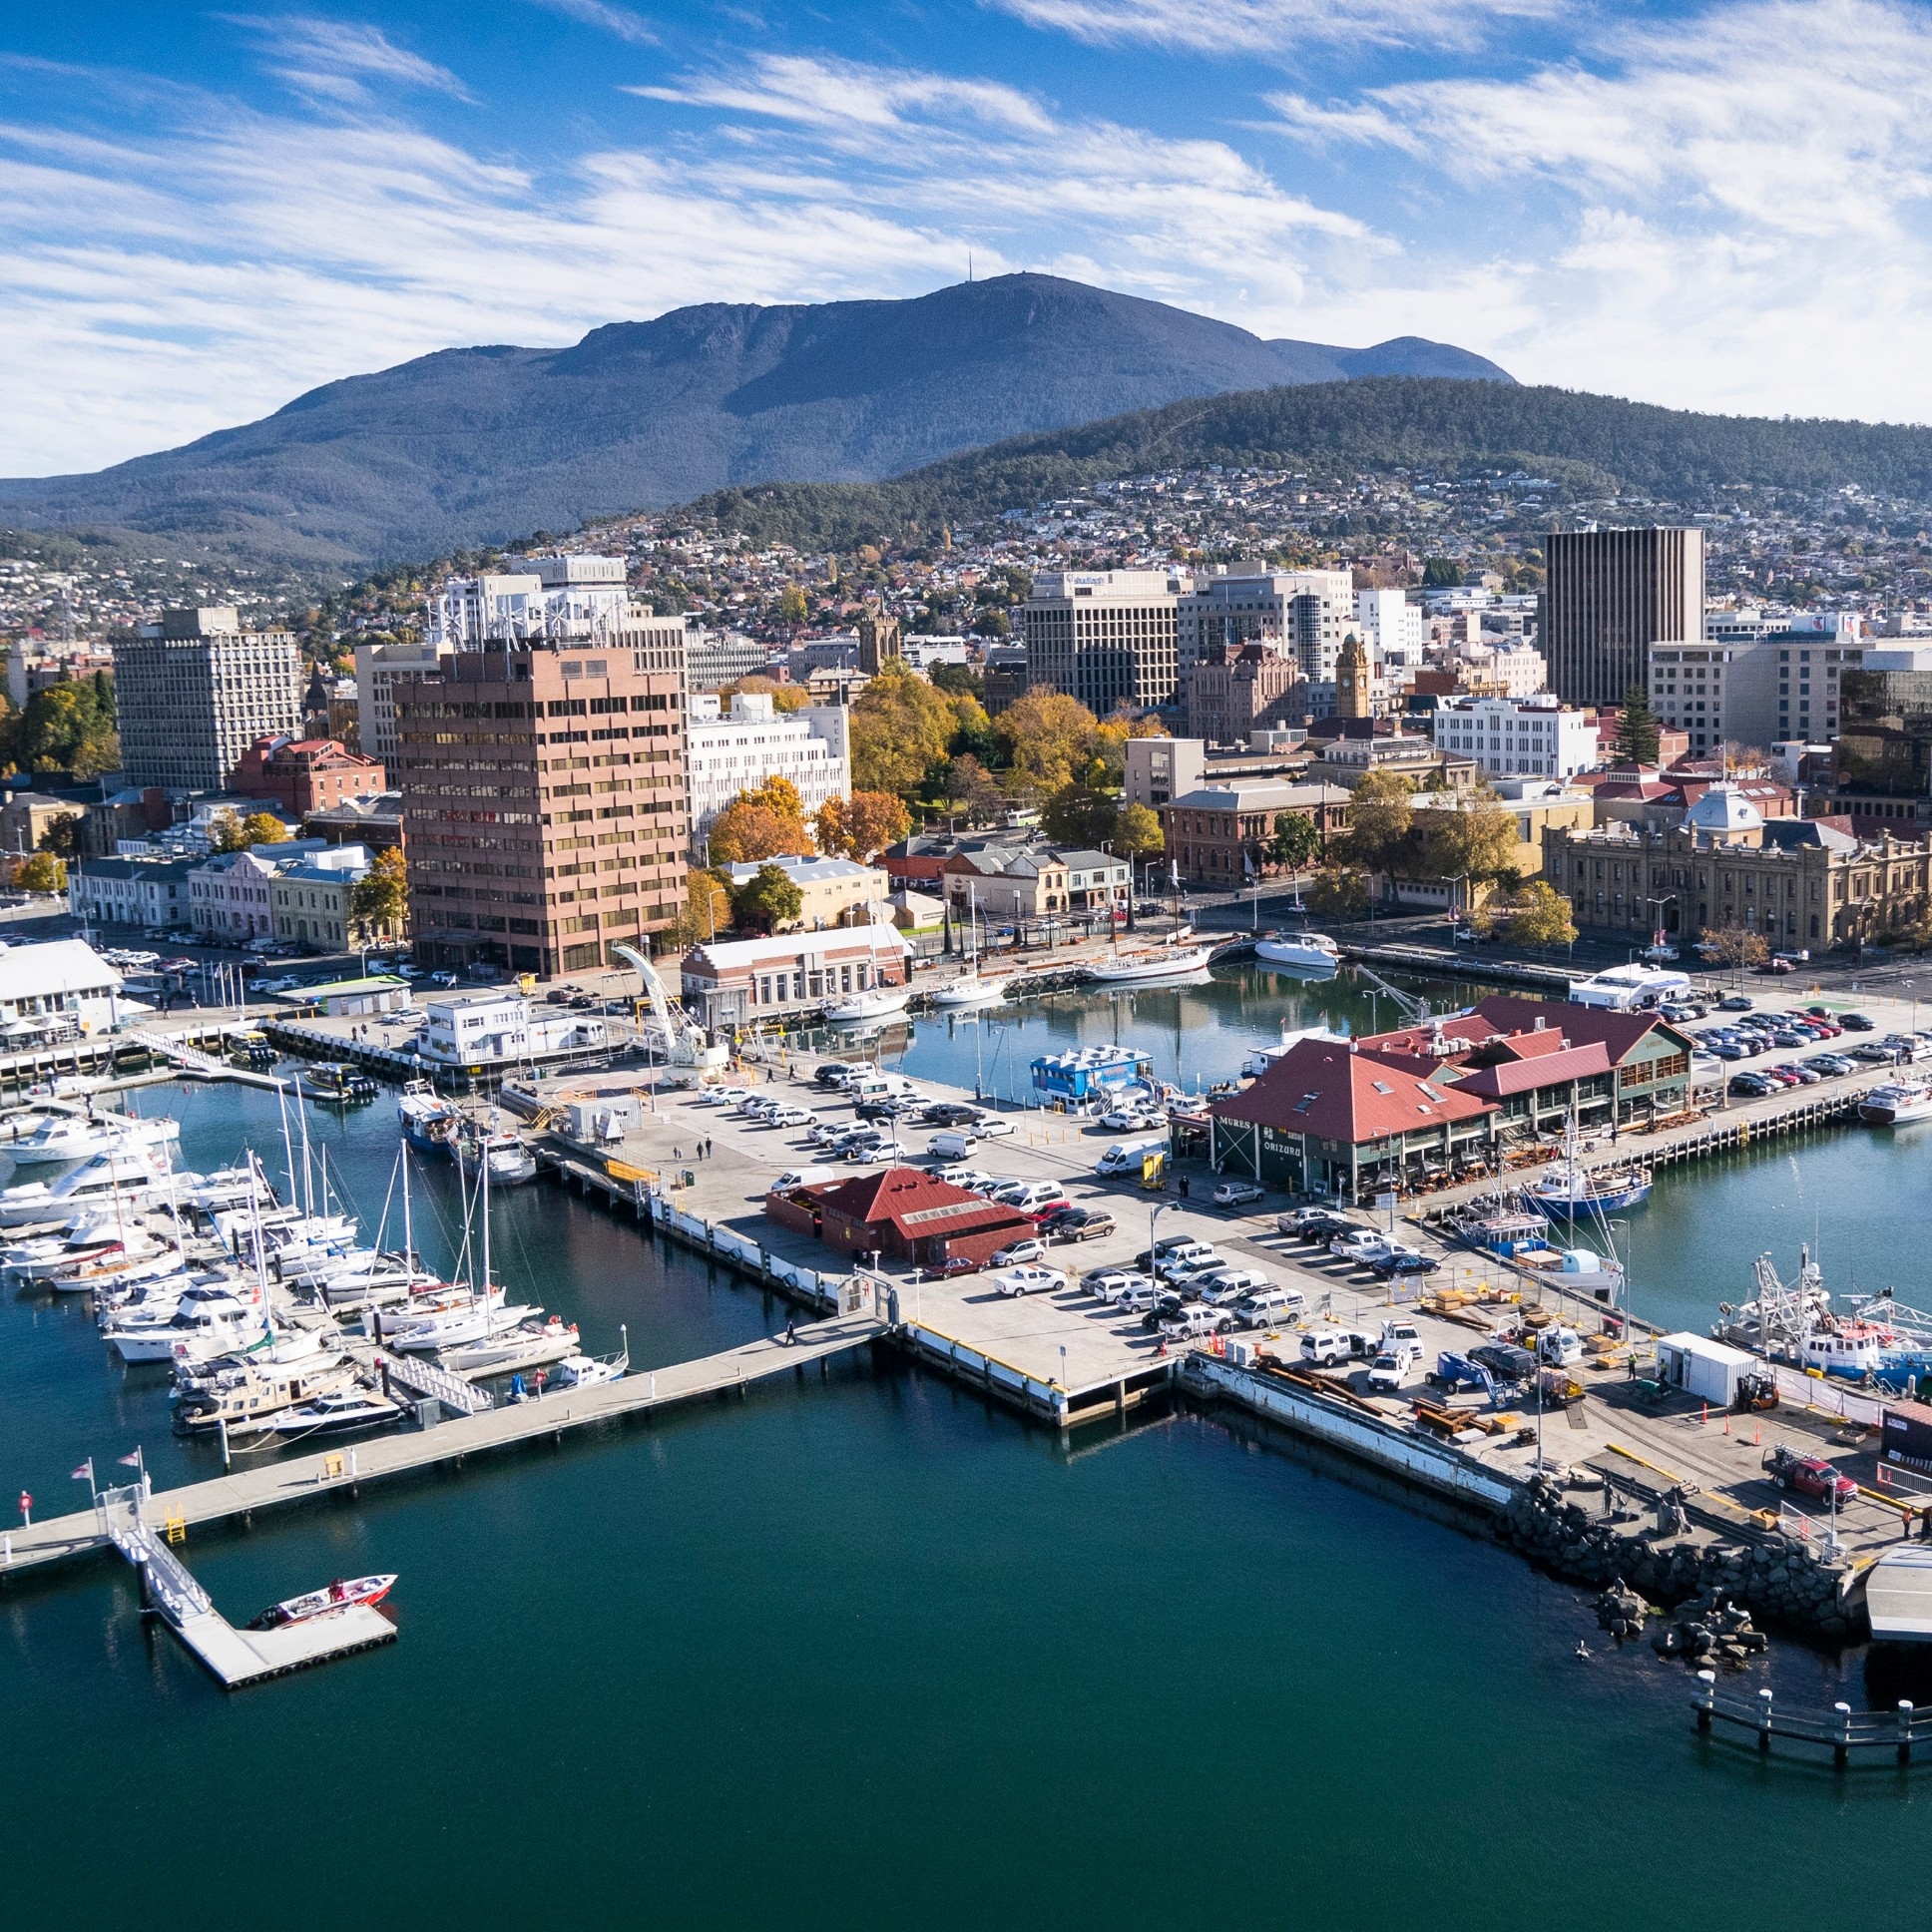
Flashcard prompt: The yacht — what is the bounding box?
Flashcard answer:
[174,1354,357,1434]
[106,1292,265,1365]
[1086,941,1212,984]
[237,1385,402,1438]
[42,1242,183,1295]
[452,1121,538,1186]
[1858,1082,1932,1126]
[1253,931,1342,974]
[0,1148,174,1226]
[932,972,1009,1009]
[383,1292,540,1353]
[0,1109,180,1168]
[442,1315,579,1378]
[823,983,913,1024]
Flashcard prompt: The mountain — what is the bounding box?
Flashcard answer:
[0,275,1509,571]
[678,376,1932,552]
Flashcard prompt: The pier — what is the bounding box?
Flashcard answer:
[0,1312,883,1580]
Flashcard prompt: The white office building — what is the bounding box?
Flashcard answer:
[1025,569,1186,713]
[1355,589,1426,675]
[428,554,633,648]
[686,692,851,842]
[1431,697,1599,780]
[1178,565,1354,682]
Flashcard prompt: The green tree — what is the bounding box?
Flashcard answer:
[1504,880,1579,952]
[992,688,1100,799]
[15,681,119,778]
[35,811,82,860]
[15,851,65,894]
[1422,557,1462,588]
[1114,800,1166,861]
[1040,782,1121,850]
[1306,864,1371,920]
[348,846,408,935]
[939,753,1008,824]
[242,811,292,848]
[1267,811,1320,871]
[729,862,805,935]
[1339,768,1414,872]
[929,663,984,702]
[207,809,247,853]
[1407,793,1521,886]
[1614,684,1662,766]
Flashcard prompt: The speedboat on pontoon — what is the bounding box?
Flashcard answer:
[245,1573,397,1630]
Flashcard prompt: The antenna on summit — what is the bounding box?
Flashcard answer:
[968,248,974,282]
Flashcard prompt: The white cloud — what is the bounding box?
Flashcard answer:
[1269,0,1932,419]
[989,0,1560,53]
[221,14,474,104]
[0,49,1380,474]
[524,0,660,47]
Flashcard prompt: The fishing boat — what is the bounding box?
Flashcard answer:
[397,1081,457,1154]
[1525,1162,1654,1215]
[549,1340,628,1390]
[1858,1082,1932,1126]
[451,1119,538,1186]
[824,983,914,1024]
[1253,931,1342,974]
[1086,941,1212,984]
[245,1573,396,1630]
[1803,1320,1895,1380]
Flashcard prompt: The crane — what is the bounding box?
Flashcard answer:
[610,943,727,1072]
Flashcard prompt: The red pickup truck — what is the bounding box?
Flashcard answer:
[1763,1445,1859,1505]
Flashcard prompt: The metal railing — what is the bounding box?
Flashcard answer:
[1693,1674,1932,1765]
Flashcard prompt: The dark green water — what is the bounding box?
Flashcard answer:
[6,1001,1932,1930]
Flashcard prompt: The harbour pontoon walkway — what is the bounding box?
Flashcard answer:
[0,1313,883,1580]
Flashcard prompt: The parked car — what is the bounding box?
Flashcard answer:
[1839,1012,1876,1031]
[1717,994,1755,1012]
[921,1101,982,1127]
[1211,1180,1265,1208]
[1329,1228,1394,1266]
[1157,1247,1228,1283]
[1082,1269,1151,1303]
[1099,1107,1164,1133]
[1763,1445,1859,1505]
[1300,1327,1373,1366]
[989,1237,1048,1267]
[1040,1207,1115,1242]
[767,1106,815,1128]
[1370,1249,1441,1278]
[1236,1287,1306,1328]
[994,1264,1065,1297]
[1137,1233,1206,1268]
[1469,1340,1539,1384]
[1196,1265,1270,1302]
[1159,1304,1233,1341]
[1729,1073,1775,1097]
[970,1115,1015,1139]
[1366,1345,1421,1392]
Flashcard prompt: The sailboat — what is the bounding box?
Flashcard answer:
[933,883,1011,1008]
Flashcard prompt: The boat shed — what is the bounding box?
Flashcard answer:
[764,1165,1037,1269]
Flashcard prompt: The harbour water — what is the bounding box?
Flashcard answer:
[7,970,1932,1927]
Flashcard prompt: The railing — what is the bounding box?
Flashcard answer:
[377,1349,493,1415]
[100,1482,212,1624]
[1692,1674,1932,1765]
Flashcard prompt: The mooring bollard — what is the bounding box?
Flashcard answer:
[1899,1699,1916,1766]
[1834,1700,1853,1769]
[1695,1670,1716,1730]
[1758,1686,1774,1752]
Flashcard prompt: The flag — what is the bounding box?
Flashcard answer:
[70,1459,93,1484]
[117,1450,141,1468]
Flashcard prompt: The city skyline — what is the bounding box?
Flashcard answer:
[4,0,1931,479]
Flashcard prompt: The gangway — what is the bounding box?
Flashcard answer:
[374,1347,493,1417]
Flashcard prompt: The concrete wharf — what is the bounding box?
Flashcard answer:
[0,1313,882,1581]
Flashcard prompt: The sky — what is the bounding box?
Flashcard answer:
[4,0,1931,477]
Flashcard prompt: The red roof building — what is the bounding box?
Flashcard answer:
[763,1165,1038,1270]
[233,734,387,816]
[1208,994,1694,1200]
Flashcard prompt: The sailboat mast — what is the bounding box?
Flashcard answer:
[274,1079,298,1212]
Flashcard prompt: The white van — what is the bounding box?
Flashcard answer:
[1097,1134,1170,1177]
[1237,1286,1306,1329]
[851,1072,917,1102]
[928,1130,979,1162]
[772,1167,833,1191]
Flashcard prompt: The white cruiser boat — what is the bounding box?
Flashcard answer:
[1858,1082,1932,1126]
[548,1343,628,1390]
[1087,942,1212,984]
[106,1291,263,1364]
[0,1109,180,1168]
[237,1386,402,1438]
[0,1148,174,1226]
[1253,932,1341,974]
[824,984,913,1024]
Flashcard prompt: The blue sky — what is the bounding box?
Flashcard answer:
[4,0,1929,475]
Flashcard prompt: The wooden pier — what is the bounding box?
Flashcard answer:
[0,1312,883,1582]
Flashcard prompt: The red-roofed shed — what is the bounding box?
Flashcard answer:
[764,1165,1038,1269]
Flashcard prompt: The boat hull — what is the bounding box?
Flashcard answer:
[1086,946,1211,984]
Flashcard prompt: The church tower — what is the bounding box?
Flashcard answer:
[1335,632,1372,720]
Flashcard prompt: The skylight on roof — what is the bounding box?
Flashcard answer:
[1419,1085,1446,1102]
[1371,1081,1392,1094]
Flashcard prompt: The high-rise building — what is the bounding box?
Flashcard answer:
[686,692,850,842]
[1023,570,1184,714]
[1181,644,1303,743]
[355,639,452,765]
[1179,566,1354,682]
[1543,528,1704,706]
[1354,588,1425,676]
[113,608,303,790]
[391,622,690,975]
[427,554,632,647]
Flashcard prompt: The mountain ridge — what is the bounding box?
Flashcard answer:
[0,274,1509,570]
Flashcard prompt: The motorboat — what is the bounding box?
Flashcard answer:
[398,1081,457,1155]
[245,1573,397,1630]
[547,1343,628,1390]
[313,1257,435,1309]
[1086,942,1212,984]
[1858,1083,1932,1126]
[174,1354,357,1433]
[1253,931,1342,974]
[931,972,1009,1009]
[1525,1162,1653,1215]
[105,1292,265,1365]
[823,984,913,1024]
[236,1386,403,1438]
[297,1063,378,1105]
[1803,1319,1896,1380]
[0,1147,174,1226]
[0,1109,180,1168]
